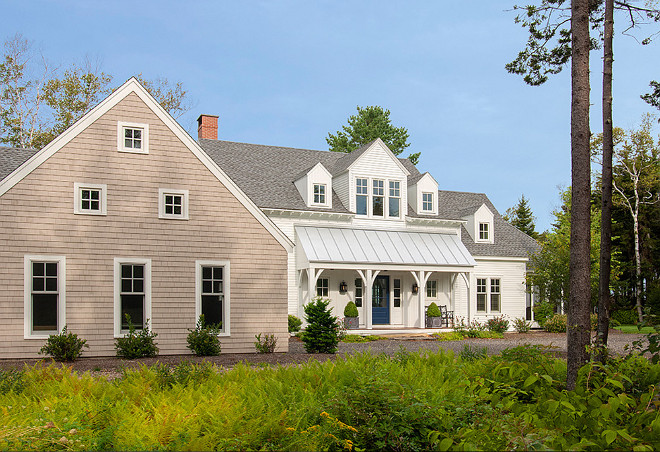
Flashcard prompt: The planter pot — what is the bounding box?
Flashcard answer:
[426,316,443,328]
[344,317,359,329]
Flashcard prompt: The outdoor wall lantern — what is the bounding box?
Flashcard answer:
[339,281,348,293]
[412,283,419,294]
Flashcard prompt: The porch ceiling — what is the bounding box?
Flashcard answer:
[295,226,476,267]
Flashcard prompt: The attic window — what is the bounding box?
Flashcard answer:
[313,184,326,205]
[118,122,149,154]
[422,192,434,211]
[479,222,490,241]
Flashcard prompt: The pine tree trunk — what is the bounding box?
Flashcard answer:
[596,0,614,361]
[568,0,592,391]
[634,209,643,323]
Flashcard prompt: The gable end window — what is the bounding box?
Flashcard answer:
[422,192,434,212]
[372,179,384,217]
[24,255,66,338]
[114,258,151,337]
[195,261,230,336]
[313,184,326,205]
[389,181,400,218]
[158,188,189,220]
[74,183,107,215]
[356,178,368,215]
[117,121,149,154]
[479,222,490,241]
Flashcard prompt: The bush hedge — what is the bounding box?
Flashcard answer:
[38,326,88,362]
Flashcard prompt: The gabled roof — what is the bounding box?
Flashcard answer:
[0,78,293,252]
[331,138,410,177]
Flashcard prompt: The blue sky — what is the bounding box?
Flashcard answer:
[2,1,658,231]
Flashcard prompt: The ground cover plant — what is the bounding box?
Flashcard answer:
[1,346,658,451]
[341,335,386,343]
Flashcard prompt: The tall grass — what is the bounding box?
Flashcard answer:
[0,347,658,451]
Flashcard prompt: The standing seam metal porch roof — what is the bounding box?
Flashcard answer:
[296,226,476,267]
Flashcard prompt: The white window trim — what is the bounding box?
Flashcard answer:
[73,182,107,215]
[114,258,152,338]
[117,121,149,154]
[158,188,189,220]
[195,260,231,337]
[354,176,405,220]
[477,222,492,243]
[311,183,329,207]
[475,276,503,314]
[24,255,66,339]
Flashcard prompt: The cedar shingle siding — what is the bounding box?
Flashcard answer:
[0,93,288,358]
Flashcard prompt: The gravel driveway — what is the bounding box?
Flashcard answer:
[0,330,647,379]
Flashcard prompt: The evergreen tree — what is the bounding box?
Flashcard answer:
[504,194,538,238]
[301,297,340,354]
[326,105,419,164]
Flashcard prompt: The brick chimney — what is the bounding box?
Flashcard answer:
[197,114,219,140]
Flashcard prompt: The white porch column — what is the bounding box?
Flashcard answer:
[411,270,430,328]
[307,267,325,304]
[365,269,373,329]
[460,272,471,323]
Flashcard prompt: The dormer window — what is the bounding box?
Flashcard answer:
[422,192,434,212]
[372,179,384,217]
[389,181,400,218]
[479,222,490,241]
[356,178,368,215]
[313,184,326,204]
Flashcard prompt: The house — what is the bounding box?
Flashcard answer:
[196,116,539,330]
[0,78,538,359]
[0,78,293,358]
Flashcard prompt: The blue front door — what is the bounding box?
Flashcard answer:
[372,276,390,325]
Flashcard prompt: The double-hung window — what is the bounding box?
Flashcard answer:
[476,278,487,312]
[114,258,151,336]
[389,181,400,218]
[25,256,65,337]
[118,122,149,154]
[316,278,329,297]
[372,179,384,217]
[393,279,401,307]
[426,280,437,298]
[158,188,189,220]
[490,278,501,312]
[422,192,434,212]
[74,183,107,215]
[479,222,490,241]
[354,278,363,307]
[196,261,230,335]
[313,184,326,204]
[356,178,368,215]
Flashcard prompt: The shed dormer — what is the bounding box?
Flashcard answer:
[408,172,438,215]
[294,162,332,208]
[462,203,494,243]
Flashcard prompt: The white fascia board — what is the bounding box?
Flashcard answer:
[417,172,439,187]
[346,138,411,176]
[0,77,293,253]
[473,256,529,262]
[302,262,474,272]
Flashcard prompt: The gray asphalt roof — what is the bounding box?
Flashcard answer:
[0,141,539,258]
[0,147,38,181]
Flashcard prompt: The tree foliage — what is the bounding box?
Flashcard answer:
[0,34,193,149]
[642,80,660,115]
[503,194,538,238]
[326,105,419,164]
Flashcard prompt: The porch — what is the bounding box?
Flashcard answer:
[295,226,477,329]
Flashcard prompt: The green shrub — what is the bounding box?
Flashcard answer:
[186,315,221,356]
[455,318,486,337]
[512,317,531,333]
[343,301,359,318]
[498,344,555,366]
[288,314,302,333]
[426,302,442,317]
[254,333,277,353]
[544,314,567,333]
[460,344,488,361]
[432,331,464,341]
[301,297,340,354]
[115,315,159,359]
[533,300,556,327]
[38,325,88,361]
[486,315,510,333]
[612,309,638,325]
[0,369,24,395]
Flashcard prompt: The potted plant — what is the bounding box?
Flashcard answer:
[344,301,359,329]
[426,302,443,328]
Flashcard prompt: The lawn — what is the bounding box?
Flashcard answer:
[614,324,655,334]
[0,345,659,451]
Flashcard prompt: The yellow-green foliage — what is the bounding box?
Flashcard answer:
[341,335,386,343]
[0,350,659,451]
